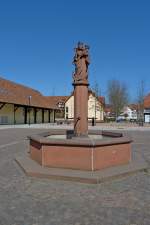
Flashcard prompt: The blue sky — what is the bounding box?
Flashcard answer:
[0,0,150,102]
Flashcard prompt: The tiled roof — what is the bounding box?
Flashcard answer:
[45,96,69,109]
[0,77,105,109]
[127,104,138,110]
[104,104,113,113]
[0,77,54,109]
[144,94,150,108]
[98,96,105,105]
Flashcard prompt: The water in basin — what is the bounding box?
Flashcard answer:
[46,134,112,140]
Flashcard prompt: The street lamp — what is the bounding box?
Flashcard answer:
[28,95,32,126]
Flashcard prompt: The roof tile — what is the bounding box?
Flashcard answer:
[0,77,54,109]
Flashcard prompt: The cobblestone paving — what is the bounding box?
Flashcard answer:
[0,128,150,225]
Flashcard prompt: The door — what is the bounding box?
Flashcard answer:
[145,114,150,123]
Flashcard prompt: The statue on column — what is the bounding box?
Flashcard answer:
[73,42,90,84]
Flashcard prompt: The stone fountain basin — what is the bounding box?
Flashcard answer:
[29,130,132,171]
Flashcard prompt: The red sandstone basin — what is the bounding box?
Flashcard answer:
[29,130,132,171]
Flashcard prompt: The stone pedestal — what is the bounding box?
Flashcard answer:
[73,82,89,137]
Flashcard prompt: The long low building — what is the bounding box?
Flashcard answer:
[0,77,56,125]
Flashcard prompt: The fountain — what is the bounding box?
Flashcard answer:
[29,43,132,171]
[16,43,148,183]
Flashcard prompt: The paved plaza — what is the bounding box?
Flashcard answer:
[0,126,150,225]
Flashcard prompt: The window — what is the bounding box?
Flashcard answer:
[58,102,65,108]
[66,107,68,113]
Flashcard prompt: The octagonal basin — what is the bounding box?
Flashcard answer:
[29,130,132,171]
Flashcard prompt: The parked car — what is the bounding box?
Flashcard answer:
[116,115,125,122]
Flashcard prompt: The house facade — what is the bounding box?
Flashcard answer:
[65,91,104,121]
[104,104,138,121]
[123,105,137,121]
[0,77,56,125]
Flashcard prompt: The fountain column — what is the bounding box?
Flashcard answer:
[72,42,90,137]
[73,81,89,136]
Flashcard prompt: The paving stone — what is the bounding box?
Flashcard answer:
[0,128,150,224]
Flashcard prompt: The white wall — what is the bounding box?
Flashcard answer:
[123,107,137,120]
[65,96,74,119]
[65,94,104,121]
[88,94,104,121]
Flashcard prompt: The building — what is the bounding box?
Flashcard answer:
[104,104,138,122]
[144,94,150,123]
[123,104,138,121]
[65,90,104,121]
[0,77,56,125]
[45,96,68,119]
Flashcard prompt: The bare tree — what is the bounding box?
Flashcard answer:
[107,79,128,119]
[137,80,145,125]
[92,81,101,97]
